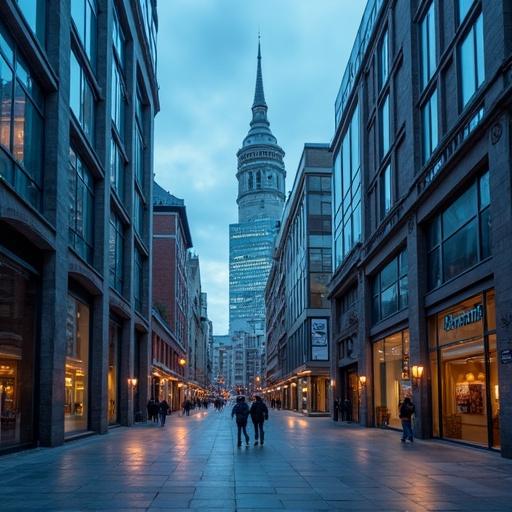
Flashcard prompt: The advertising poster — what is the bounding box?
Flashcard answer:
[311,318,328,361]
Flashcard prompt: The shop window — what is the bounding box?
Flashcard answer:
[0,25,44,210]
[428,290,498,448]
[108,321,120,425]
[373,330,410,429]
[65,296,90,434]
[372,249,408,324]
[0,255,37,448]
[427,172,490,290]
[459,13,484,108]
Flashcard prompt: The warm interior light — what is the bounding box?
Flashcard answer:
[302,387,308,393]
[477,372,485,381]
[495,384,499,400]
[359,375,367,385]
[291,382,297,387]
[466,372,475,382]
[412,365,424,379]
[277,386,281,391]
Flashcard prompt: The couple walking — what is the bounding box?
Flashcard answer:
[231,396,268,447]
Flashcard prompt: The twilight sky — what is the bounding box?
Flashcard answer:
[154,0,366,335]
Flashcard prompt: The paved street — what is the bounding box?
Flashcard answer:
[1,408,512,511]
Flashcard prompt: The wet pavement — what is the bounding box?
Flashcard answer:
[1,407,512,511]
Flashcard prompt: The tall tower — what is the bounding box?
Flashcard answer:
[236,39,286,223]
[229,39,286,385]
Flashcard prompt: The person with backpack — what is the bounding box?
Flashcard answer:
[249,395,269,446]
[399,396,416,443]
[231,395,250,447]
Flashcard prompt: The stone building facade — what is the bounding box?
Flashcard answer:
[0,0,159,451]
[329,0,512,457]
[265,144,332,415]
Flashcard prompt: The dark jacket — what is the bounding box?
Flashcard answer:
[231,402,250,425]
[250,400,269,423]
[159,400,170,415]
[399,401,415,420]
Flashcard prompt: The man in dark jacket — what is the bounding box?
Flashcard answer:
[231,396,250,447]
[159,400,170,427]
[399,397,416,442]
[249,396,269,446]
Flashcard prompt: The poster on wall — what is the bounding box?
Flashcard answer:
[311,318,328,360]
[455,382,485,414]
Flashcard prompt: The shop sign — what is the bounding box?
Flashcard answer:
[501,349,512,365]
[443,304,483,332]
[311,318,328,361]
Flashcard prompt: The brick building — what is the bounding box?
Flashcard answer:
[329,0,512,457]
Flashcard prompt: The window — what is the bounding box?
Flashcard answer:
[110,139,125,201]
[248,172,253,190]
[421,88,439,163]
[70,50,95,144]
[112,3,125,67]
[380,164,392,219]
[379,94,390,159]
[458,0,474,25]
[0,25,44,210]
[309,248,331,272]
[378,29,389,90]
[71,0,97,68]
[134,87,145,187]
[256,170,261,189]
[459,13,484,108]
[16,0,46,45]
[372,249,408,323]
[420,2,436,89]
[69,148,94,264]
[109,212,124,293]
[134,249,143,312]
[427,172,490,290]
[134,190,145,237]
[333,105,361,267]
[111,62,126,139]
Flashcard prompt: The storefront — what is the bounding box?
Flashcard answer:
[0,253,37,450]
[429,290,498,448]
[372,329,411,428]
[65,295,90,434]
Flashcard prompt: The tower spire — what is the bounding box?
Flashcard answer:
[253,34,267,108]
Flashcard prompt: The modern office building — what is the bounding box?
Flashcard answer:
[329,0,512,457]
[228,39,285,389]
[0,0,159,451]
[152,182,192,404]
[212,335,233,391]
[265,144,332,415]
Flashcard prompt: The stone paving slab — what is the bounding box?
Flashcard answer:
[1,408,512,511]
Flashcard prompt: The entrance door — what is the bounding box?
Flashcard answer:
[344,366,359,423]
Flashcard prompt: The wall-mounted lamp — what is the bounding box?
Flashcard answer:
[179,358,187,367]
[302,387,308,393]
[359,375,367,386]
[411,365,424,388]
[291,382,297,387]
[127,378,138,387]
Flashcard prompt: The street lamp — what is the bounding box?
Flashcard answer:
[411,365,424,388]
[179,358,187,367]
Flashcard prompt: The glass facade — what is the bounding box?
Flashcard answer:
[139,0,158,73]
[69,148,94,264]
[420,2,436,89]
[427,172,490,290]
[0,253,37,448]
[111,3,126,141]
[380,164,392,219]
[0,23,44,210]
[109,212,124,294]
[373,329,411,428]
[333,105,361,267]
[379,94,390,159]
[110,139,125,201]
[421,88,438,163]
[71,0,97,68]
[459,13,484,108]
[16,0,46,46]
[229,219,277,332]
[378,28,389,90]
[372,249,408,324]
[70,50,95,144]
[458,0,474,24]
[65,295,90,434]
[429,291,498,448]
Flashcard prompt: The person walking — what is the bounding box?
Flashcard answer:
[231,396,250,447]
[399,396,416,443]
[159,399,170,427]
[150,399,160,423]
[249,395,269,446]
[183,399,191,416]
[333,397,340,422]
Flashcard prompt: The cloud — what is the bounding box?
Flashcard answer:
[154,0,367,333]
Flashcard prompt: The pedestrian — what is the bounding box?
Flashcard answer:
[147,398,155,422]
[184,399,191,416]
[249,395,269,446]
[276,398,281,410]
[343,398,352,422]
[150,399,159,423]
[399,396,416,443]
[159,399,170,427]
[271,398,275,409]
[231,396,250,447]
[333,397,340,422]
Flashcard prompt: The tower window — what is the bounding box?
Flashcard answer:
[256,171,261,189]
[248,173,254,190]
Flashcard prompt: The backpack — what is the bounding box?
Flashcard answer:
[235,403,248,422]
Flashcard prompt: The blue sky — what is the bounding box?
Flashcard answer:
[154,0,366,334]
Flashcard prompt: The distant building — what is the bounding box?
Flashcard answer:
[265,144,332,415]
[0,0,158,450]
[152,182,192,404]
[212,335,233,391]
[228,39,285,389]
